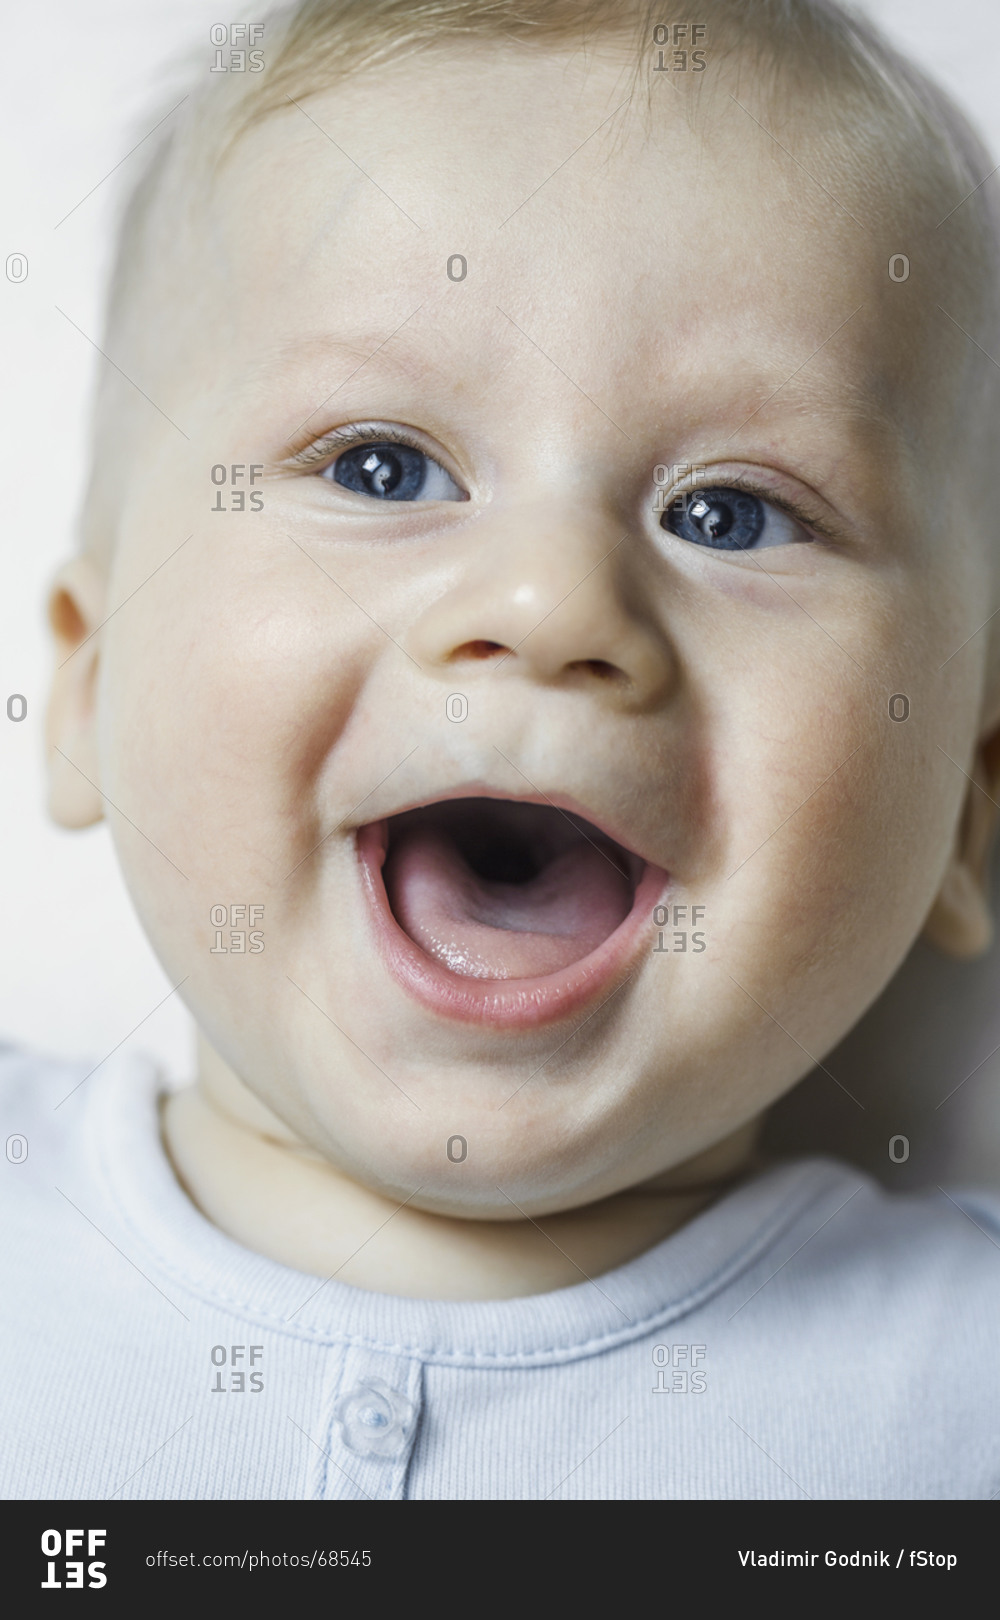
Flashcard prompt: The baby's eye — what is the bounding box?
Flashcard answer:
[661,487,809,551]
[322,441,465,502]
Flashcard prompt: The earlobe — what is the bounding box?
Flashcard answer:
[45,554,108,830]
[922,859,993,958]
[921,734,1000,959]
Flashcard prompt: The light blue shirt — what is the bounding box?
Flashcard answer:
[2,1042,998,1499]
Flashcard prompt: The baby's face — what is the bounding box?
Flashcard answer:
[77,46,992,1214]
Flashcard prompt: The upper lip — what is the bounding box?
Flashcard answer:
[349,776,667,871]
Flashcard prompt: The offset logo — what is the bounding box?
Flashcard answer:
[40,1529,107,1589]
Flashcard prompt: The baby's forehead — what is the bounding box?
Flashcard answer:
[225,48,860,260]
[107,33,992,551]
[199,55,944,465]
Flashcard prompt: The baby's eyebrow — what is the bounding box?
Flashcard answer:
[248,329,445,396]
[721,374,902,450]
[254,329,894,420]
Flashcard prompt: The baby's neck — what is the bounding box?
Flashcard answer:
[160,1069,759,1302]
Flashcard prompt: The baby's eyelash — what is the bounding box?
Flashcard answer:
[287,433,844,544]
[288,424,425,470]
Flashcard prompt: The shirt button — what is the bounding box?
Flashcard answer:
[334,1378,416,1459]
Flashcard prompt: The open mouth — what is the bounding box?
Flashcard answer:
[356,795,666,1026]
[379,798,643,980]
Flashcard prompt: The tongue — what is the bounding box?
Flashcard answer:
[383,820,635,979]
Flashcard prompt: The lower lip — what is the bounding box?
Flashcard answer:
[356,822,669,1030]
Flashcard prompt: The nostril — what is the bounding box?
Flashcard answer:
[568,658,627,683]
[452,639,510,661]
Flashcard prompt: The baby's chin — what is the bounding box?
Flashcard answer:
[301,1103,650,1222]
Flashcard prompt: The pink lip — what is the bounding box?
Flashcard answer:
[356,811,669,1030]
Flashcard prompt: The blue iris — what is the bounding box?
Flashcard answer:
[662,487,765,550]
[332,443,432,500]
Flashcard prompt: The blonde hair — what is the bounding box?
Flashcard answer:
[83,0,1000,557]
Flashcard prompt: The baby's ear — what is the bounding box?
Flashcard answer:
[921,722,1000,958]
[45,555,108,829]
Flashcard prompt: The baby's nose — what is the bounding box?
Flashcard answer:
[406,510,675,712]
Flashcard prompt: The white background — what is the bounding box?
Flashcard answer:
[2,2,999,1185]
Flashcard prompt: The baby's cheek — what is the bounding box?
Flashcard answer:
[97,543,369,962]
[718,640,965,1049]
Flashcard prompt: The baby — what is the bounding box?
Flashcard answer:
[5,0,1000,1500]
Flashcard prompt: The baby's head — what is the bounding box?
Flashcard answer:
[47,0,1000,1220]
